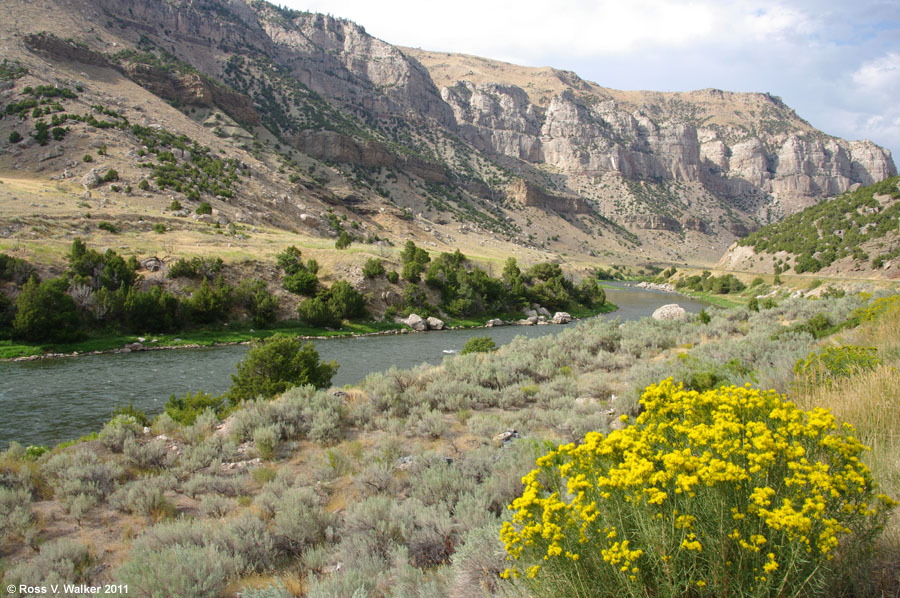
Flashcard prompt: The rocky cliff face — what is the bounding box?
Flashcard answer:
[438,74,895,214]
[258,9,455,127]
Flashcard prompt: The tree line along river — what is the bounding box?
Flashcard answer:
[0,285,705,449]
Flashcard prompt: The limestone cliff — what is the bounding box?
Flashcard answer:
[411,49,897,215]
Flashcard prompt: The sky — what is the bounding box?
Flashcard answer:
[283,0,900,160]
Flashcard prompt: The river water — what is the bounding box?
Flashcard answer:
[0,285,704,449]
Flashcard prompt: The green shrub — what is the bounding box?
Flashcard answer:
[284,268,319,295]
[138,178,151,191]
[500,380,895,596]
[747,297,759,312]
[195,201,212,215]
[0,252,35,284]
[102,168,119,182]
[98,220,119,233]
[67,238,139,292]
[185,277,232,324]
[696,308,711,324]
[402,260,424,283]
[461,335,497,355]
[276,246,305,275]
[335,230,352,249]
[13,276,81,342]
[8,130,22,143]
[234,279,279,328]
[326,280,367,321]
[362,257,385,278]
[297,296,338,327]
[121,286,180,333]
[165,390,225,425]
[82,153,93,162]
[252,466,277,485]
[152,223,166,233]
[33,121,49,145]
[227,334,338,404]
[167,256,223,279]
[387,270,400,284]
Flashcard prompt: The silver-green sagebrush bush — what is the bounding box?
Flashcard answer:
[180,472,245,499]
[175,435,237,474]
[109,473,175,516]
[123,436,168,469]
[117,543,241,598]
[98,413,142,452]
[0,486,36,545]
[42,447,122,517]
[4,539,96,591]
[271,486,336,552]
[198,493,236,518]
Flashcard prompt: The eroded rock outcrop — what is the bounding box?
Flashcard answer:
[121,64,261,127]
[434,71,896,214]
[506,179,591,214]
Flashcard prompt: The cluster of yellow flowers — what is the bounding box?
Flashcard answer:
[501,379,896,596]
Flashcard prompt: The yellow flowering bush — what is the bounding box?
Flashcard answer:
[501,379,896,597]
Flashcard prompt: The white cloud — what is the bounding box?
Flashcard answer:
[288,0,823,60]
[852,52,900,97]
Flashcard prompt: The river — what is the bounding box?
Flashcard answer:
[0,285,705,449]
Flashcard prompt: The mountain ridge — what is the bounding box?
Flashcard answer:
[0,0,896,271]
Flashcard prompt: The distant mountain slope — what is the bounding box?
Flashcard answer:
[406,48,897,216]
[0,0,896,270]
[717,177,900,278]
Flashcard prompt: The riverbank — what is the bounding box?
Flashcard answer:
[1,286,702,449]
[0,301,619,361]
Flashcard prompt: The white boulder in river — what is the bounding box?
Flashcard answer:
[652,304,687,321]
[426,317,445,330]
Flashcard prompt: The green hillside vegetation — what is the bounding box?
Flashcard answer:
[0,79,245,202]
[1,288,897,597]
[738,177,900,273]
